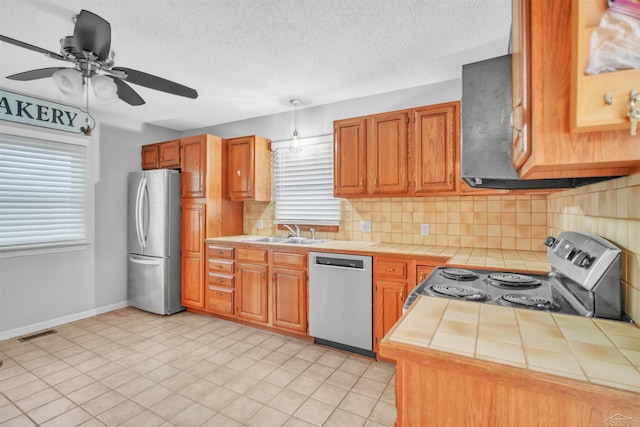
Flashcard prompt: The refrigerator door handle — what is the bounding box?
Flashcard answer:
[128,255,162,266]
[134,176,145,249]
[137,177,148,248]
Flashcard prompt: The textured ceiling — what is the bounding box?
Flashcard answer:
[0,0,512,131]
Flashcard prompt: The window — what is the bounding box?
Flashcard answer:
[272,136,340,226]
[0,132,88,250]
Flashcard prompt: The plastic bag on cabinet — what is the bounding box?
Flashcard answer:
[585,10,640,75]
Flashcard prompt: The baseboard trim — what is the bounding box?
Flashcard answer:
[0,301,129,341]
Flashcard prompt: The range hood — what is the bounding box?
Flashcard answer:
[461,54,615,189]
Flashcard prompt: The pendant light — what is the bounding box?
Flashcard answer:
[289,98,302,152]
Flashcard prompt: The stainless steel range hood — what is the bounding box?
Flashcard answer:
[461,55,615,189]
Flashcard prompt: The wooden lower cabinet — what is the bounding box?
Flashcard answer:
[272,251,308,334]
[374,280,407,353]
[236,262,269,325]
[181,202,205,309]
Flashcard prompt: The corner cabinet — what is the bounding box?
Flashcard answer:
[513,0,640,179]
[334,101,460,198]
[227,135,272,201]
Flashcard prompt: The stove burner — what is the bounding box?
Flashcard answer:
[440,268,480,281]
[487,272,542,289]
[430,284,488,301]
[497,294,559,311]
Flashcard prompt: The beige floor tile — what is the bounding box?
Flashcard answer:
[245,361,278,380]
[351,377,386,400]
[170,402,216,427]
[0,404,23,424]
[225,373,261,395]
[3,379,50,402]
[199,387,240,412]
[219,395,263,423]
[245,406,290,427]
[27,396,76,425]
[264,367,298,388]
[326,370,359,390]
[338,357,371,376]
[267,389,307,415]
[96,400,144,426]
[53,374,96,395]
[294,398,334,426]
[201,412,243,427]
[368,400,397,426]
[81,390,126,417]
[282,418,315,427]
[286,375,322,397]
[118,410,165,427]
[149,392,193,419]
[262,351,292,366]
[324,408,366,427]
[362,363,395,384]
[316,352,348,369]
[66,382,111,406]
[338,391,377,418]
[310,383,348,406]
[130,384,173,408]
[14,387,62,413]
[244,381,283,404]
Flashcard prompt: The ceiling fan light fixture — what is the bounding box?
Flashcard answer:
[52,69,83,98]
[91,74,118,104]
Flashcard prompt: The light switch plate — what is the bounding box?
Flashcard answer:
[360,221,372,232]
[420,223,430,236]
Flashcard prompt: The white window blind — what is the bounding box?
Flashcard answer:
[0,133,87,249]
[273,137,340,226]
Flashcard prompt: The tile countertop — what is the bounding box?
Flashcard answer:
[205,235,551,273]
[382,297,640,394]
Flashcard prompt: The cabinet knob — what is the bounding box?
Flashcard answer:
[236,170,241,176]
[384,267,395,272]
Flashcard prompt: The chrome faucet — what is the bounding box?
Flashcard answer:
[283,224,300,238]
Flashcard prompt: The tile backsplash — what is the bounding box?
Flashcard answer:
[244,194,549,252]
[547,174,640,322]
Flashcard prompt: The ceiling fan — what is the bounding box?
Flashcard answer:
[0,9,198,106]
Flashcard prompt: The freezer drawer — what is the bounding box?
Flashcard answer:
[128,254,183,315]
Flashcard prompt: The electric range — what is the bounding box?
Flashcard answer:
[404,231,627,321]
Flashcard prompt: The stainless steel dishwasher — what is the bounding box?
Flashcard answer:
[308,252,374,357]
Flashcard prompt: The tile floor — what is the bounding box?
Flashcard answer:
[0,308,397,427]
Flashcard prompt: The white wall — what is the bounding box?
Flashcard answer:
[183,79,461,140]
[0,117,178,340]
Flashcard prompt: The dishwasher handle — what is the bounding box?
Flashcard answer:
[314,256,364,269]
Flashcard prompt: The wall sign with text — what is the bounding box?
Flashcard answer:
[0,89,94,134]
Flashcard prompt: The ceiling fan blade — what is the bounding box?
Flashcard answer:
[112,78,145,106]
[7,67,70,81]
[73,10,111,61]
[112,67,198,99]
[0,34,66,61]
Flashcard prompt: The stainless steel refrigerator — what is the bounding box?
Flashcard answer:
[127,169,184,315]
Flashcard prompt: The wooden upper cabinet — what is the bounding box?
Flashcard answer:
[158,139,180,168]
[334,118,368,197]
[412,103,458,194]
[514,0,640,179]
[227,135,271,201]
[180,135,206,198]
[141,144,159,170]
[370,111,409,195]
[511,0,531,170]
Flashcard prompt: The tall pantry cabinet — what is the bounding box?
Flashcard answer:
[180,134,244,310]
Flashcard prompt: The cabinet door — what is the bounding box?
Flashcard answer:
[334,118,367,197]
[416,265,435,284]
[181,202,205,309]
[413,103,457,194]
[370,111,409,195]
[227,136,254,200]
[181,135,206,198]
[272,267,307,333]
[158,139,180,168]
[374,280,407,353]
[141,144,158,170]
[237,262,269,324]
[511,0,532,170]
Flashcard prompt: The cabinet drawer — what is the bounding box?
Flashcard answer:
[273,251,307,268]
[207,245,234,260]
[376,259,408,279]
[206,285,234,316]
[208,259,234,274]
[237,248,268,263]
[208,272,234,288]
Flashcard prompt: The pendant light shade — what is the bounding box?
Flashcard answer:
[52,69,83,98]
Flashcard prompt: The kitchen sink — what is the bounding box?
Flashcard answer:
[245,236,329,245]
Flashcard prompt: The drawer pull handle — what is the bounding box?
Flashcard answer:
[216,250,223,254]
[216,278,223,282]
[385,267,396,272]
[216,264,223,269]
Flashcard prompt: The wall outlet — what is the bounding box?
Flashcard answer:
[420,223,430,236]
[360,220,372,232]
[257,220,263,229]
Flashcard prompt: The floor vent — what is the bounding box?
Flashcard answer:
[17,329,57,342]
